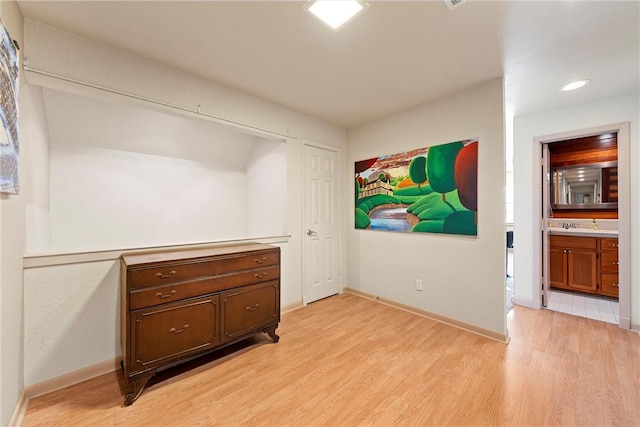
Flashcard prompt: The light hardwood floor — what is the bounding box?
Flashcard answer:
[22,293,640,426]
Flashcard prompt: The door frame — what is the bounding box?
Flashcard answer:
[301,139,343,306]
[541,142,550,307]
[536,122,630,328]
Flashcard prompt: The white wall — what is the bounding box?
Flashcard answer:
[0,1,26,424]
[20,19,346,389]
[35,87,293,254]
[23,260,119,387]
[513,90,640,328]
[246,138,288,238]
[49,144,249,252]
[23,86,50,255]
[346,79,506,336]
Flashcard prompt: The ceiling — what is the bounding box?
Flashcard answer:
[17,1,640,129]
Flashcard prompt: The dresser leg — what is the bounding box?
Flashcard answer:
[124,372,154,406]
[267,326,279,343]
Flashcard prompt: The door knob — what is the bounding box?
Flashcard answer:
[306,229,318,237]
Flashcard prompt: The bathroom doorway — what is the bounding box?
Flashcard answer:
[537,122,630,328]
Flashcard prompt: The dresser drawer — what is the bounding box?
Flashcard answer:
[129,251,280,288]
[130,266,280,310]
[601,273,619,297]
[600,251,619,273]
[221,281,280,342]
[129,295,219,373]
[600,238,619,251]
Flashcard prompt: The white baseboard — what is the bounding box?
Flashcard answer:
[9,359,120,426]
[8,389,28,427]
[511,296,541,310]
[344,288,509,343]
[24,358,121,400]
[281,300,304,314]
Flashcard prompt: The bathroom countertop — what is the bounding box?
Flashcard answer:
[548,227,618,238]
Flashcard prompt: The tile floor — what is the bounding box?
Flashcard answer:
[546,289,619,324]
[506,276,514,313]
[505,248,618,325]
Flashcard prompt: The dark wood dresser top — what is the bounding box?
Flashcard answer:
[121,243,275,266]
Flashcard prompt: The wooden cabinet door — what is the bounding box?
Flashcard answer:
[130,295,219,373]
[567,249,597,292]
[549,247,568,289]
[221,281,280,343]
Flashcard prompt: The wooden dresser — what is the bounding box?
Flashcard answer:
[120,243,280,405]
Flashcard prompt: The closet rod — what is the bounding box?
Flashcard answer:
[22,65,295,140]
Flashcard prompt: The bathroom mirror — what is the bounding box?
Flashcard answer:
[551,162,618,209]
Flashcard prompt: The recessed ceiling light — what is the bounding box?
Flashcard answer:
[306,0,368,30]
[561,79,590,92]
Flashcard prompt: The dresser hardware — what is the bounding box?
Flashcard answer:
[613,261,618,265]
[254,257,267,264]
[255,272,267,279]
[169,324,189,334]
[155,270,176,279]
[613,283,619,287]
[246,304,260,311]
[155,290,177,299]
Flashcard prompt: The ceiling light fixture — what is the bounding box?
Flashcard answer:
[306,0,368,30]
[561,79,590,92]
[443,0,467,11]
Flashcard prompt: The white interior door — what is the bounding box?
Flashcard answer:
[541,143,550,307]
[303,144,340,304]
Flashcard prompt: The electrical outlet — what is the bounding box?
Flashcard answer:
[415,279,423,291]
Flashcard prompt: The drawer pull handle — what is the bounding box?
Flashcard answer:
[255,272,268,279]
[246,304,260,312]
[155,290,177,299]
[613,261,619,265]
[155,270,176,279]
[170,324,189,334]
[254,257,267,264]
[613,283,619,287]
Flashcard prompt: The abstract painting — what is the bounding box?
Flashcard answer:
[355,139,478,236]
[0,19,19,194]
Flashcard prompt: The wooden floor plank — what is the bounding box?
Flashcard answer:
[22,293,640,426]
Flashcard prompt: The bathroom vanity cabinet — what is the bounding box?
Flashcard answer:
[549,235,618,298]
[549,235,597,292]
[120,243,280,405]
